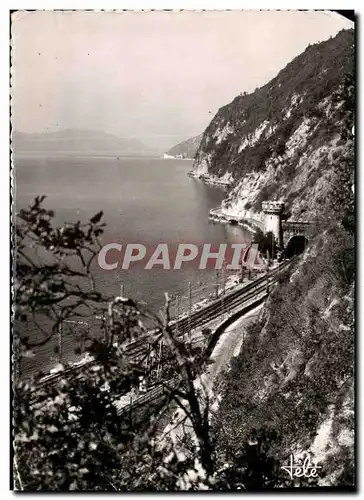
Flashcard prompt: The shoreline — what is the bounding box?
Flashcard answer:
[186,170,263,235]
[209,206,264,235]
[187,171,232,188]
[163,155,194,160]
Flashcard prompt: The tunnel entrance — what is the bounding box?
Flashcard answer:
[283,235,308,259]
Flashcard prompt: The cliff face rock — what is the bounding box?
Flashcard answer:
[215,219,355,486]
[166,133,202,159]
[193,29,354,223]
[200,28,354,487]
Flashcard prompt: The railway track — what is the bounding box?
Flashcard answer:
[35,258,296,390]
[114,285,270,416]
[113,259,298,415]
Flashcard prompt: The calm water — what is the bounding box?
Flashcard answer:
[14,154,253,375]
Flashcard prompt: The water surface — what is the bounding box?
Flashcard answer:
[14,155,253,375]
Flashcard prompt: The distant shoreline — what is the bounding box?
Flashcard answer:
[12,151,165,160]
[162,153,195,160]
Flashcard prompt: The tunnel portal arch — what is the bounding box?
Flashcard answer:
[283,235,308,258]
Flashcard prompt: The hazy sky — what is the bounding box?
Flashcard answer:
[11,10,353,150]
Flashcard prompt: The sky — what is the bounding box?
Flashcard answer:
[11,10,353,151]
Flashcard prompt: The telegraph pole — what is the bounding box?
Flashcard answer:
[188,282,192,343]
[175,295,180,336]
[242,327,245,367]
[120,284,124,298]
[221,262,225,321]
[240,263,245,283]
[156,341,163,380]
[145,344,151,386]
[102,311,108,345]
[215,269,219,299]
[58,322,63,365]
[84,323,90,354]
[129,393,133,429]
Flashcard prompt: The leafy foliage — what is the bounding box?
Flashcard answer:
[14,198,297,491]
[13,199,218,491]
[13,27,356,491]
[213,215,354,487]
[15,196,106,353]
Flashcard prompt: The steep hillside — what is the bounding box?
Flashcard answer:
[214,213,354,487]
[166,134,202,159]
[199,28,355,489]
[192,29,354,224]
[211,110,355,487]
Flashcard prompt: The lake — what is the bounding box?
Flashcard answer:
[14,154,253,376]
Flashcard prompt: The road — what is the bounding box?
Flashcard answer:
[160,303,265,445]
[203,303,264,390]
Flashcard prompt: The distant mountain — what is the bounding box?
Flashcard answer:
[165,134,202,159]
[11,129,158,156]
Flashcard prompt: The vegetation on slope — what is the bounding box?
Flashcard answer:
[194,29,354,220]
[13,27,355,492]
[212,93,355,488]
[213,221,354,487]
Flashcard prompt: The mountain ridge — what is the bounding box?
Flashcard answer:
[165,133,202,159]
[12,129,158,156]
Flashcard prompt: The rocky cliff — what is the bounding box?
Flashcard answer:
[192,29,354,225]
[203,29,355,488]
[214,225,354,486]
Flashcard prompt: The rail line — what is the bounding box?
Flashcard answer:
[35,257,296,390]
[115,287,269,416]
[113,258,298,415]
